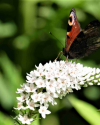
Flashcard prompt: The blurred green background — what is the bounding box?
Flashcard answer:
[0,0,100,125]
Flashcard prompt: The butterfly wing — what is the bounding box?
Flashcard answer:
[65,8,81,52]
[68,20,100,59]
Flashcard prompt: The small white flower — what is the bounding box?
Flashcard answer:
[26,100,40,110]
[14,102,26,110]
[54,70,62,77]
[35,63,44,70]
[95,74,100,78]
[79,81,85,85]
[35,79,46,88]
[58,91,66,99]
[31,92,42,102]
[59,60,66,69]
[94,80,98,83]
[56,78,63,90]
[46,80,56,93]
[34,69,44,77]
[40,92,56,104]
[91,70,95,75]
[17,93,29,102]
[26,75,36,84]
[88,82,93,85]
[45,72,53,79]
[28,71,35,77]
[18,114,33,124]
[83,84,88,87]
[90,76,94,80]
[95,68,100,74]
[40,93,50,104]
[66,87,73,94]
[48,91,58,98]
[60,77,67,91]
[97,83,100,85]
[25,83,37,92]
[16,83,26,93]
[87,78,91,82]
[39,106,51,118]
[44,61,55,72]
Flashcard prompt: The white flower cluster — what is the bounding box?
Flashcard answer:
[15,60,100,124]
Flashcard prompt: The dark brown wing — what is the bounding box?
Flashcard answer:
[68,20,100,59]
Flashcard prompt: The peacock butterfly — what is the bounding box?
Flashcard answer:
[63,7,100,59]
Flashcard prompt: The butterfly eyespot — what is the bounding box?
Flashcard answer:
[69,17,72,23]
[67,35,70,38]
[68,18,73,26]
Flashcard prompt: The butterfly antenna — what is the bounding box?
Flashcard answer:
[49,32,64,47]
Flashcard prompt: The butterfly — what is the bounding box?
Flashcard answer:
[63,7,100,59]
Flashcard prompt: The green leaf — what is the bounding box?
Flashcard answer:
[0,52,23,89]
[67,95,100,125]
[0,112,14,125]
[0,74,14,109]
[0,52,24,109]
[32,114,40,125]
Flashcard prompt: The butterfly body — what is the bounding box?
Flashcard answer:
[63,8,100,59]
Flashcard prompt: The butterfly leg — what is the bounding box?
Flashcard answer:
[65,55,68,63]
[60,55,68,68]
[54,51,63,62]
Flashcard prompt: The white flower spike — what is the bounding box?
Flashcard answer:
[14,60,100,124]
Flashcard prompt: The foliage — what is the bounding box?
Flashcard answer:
[0,0,100,125]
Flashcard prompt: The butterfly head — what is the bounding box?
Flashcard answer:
[63,48,73,59]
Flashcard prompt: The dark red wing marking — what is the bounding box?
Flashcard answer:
[63,8,100,59]
[65,8,81,52]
